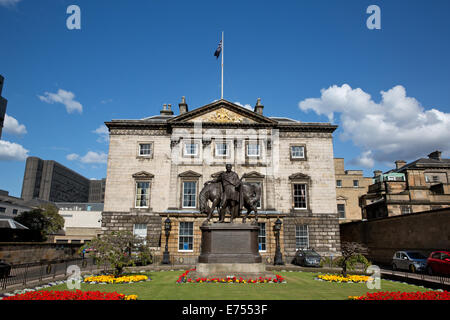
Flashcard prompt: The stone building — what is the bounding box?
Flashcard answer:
[0,75,7,139]
[102,98,341,264]
[0,190,32,217]
[360,151,450,220]
[21,157,91,203]
[334,158,372,223]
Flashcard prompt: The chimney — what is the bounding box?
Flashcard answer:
[373,170,382,177]
[254,98,264,115]
[179,96,188,115]
[428,150,442,161]
[160,103,174,116]
[395,160,406,170]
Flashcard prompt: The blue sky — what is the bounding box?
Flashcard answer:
[1,0,450,197]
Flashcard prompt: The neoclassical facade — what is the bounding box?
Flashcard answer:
[102,98,341,264]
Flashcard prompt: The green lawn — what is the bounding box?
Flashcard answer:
[43,271,430,300]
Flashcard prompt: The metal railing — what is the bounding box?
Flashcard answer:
[380,268,450,288]
[0,257,103,292]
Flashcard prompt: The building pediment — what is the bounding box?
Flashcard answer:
[132,171,154,179]
[336,196,348,201]
[178,170,202,178]
[167,99,276,125]
[242,171,265,179]
[289,172,311,180]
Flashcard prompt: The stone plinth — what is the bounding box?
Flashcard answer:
[198,223,262,263]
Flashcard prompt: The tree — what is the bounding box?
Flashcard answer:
[80,231,152,276]
[337,242,371,277]
[14,204,65,241]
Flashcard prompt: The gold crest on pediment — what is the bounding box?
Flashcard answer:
[190,108,253,123]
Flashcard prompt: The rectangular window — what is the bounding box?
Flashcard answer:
[247,143,260,157]
[215,142,229,156]
[182,181,197,208]
[0,207,5,213]
[291,146,305,159]
[178,222,194,251]
[336,180,342,188]
[184,143,198,156]
[293,184,307,209]
[12,209,18,215]
[337,204,346,218]
[133,224,148,244]
[257,223,266,252]
[401,206,411,215]
[353,180,359,188]
[135,181,150,208]
[296,225,309,250]
[139,143,152,156]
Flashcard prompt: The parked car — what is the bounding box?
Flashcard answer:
[0,260,11,279]
[392,251,427,273]
[426,251,450,276]
[294,248,321,267]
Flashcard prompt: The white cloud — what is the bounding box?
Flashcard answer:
[67,151,107,164]
[100,99,113,104]
[0,0,21,7]
[3,114,27,135]
[38,89,83,114]
[66,153,79,161]
[349,150,375,169]
[299,84,450,167]
[93,125,109,143]
[0,140,29,161]
[234,101,253,110]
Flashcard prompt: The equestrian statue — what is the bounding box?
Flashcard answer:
[200,164,261,224]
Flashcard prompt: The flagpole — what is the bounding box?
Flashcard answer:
[221,31,224,100]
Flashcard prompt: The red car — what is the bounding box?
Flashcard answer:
[426,251,450,276]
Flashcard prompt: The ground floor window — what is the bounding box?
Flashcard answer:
[295,225,309,250]
[133,223,148,244]
[257,222,266,252]
[178,222,194,251]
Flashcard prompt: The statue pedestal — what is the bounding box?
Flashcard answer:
[195,223,272,278]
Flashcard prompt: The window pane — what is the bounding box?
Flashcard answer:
[247,182,262,208]
[336,180,342,187]
[135,182,150,207]
[296,225,309,250]
[216,143,228,156]
[353,180,359,187]
[185,143,198,155]
[293,184,307,209]
[183,182,197,208]
[291,146,304,158]
[139,144,152,156]
[247,143,260,156]
[258,223,266,251]
[337,204,345,218]
[178,222,194,251]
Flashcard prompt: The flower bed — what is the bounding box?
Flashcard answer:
[1,290,138,300]
[84,274,149,284]
[349,291,450,300]
[316,274,373,283]
[176,269,285,284]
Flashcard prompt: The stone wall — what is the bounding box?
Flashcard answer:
[283,213,341,263]
[340,208,450,264]
[0,243,82,264]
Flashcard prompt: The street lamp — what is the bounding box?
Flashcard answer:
[162,216,172,264]
[273,218,284,265]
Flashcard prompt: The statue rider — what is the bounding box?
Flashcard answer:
[205,164,242,223]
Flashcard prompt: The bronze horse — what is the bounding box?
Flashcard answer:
[199,182,261,223]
